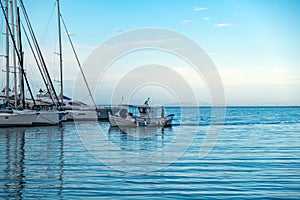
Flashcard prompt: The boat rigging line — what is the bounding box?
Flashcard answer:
[21,22,50,104]
[0,0,35,108]
[18,0,61,109]
[60,13,97,107]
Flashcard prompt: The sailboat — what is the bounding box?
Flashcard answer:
[35,91,96,121]
[28,99,64,125]
[50,0,97,121]
[19,0,67,125]
[1,0,65,126]
[0,0,38,127]
[0,109,38,127]
[1,0,96,125]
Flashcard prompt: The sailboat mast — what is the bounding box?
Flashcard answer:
[5,0,10,108]
[57,0,63,106]
[1,0,35,109]
[10,0,17,108]
[14,0,21,107]
[18,0,60,108]
[16,7,26,108]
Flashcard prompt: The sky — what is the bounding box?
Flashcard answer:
[1,0,300,105]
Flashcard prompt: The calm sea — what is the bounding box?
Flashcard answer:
[0,106,299,199]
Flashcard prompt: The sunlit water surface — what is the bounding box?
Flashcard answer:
[0,107,299,199]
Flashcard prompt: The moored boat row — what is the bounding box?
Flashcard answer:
[0,110,64,127]
[0,0,99,127]
[1,1,174,129]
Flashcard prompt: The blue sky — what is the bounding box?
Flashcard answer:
[1,0,300,105]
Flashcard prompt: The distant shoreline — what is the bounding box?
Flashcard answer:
[96,105,300,108]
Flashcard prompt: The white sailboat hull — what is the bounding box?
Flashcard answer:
[0,111,37,127]
[66,109,97,121]
[36,94,97,121]
[33,111,61,125]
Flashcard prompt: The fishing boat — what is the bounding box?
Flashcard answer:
[109,99,174,128]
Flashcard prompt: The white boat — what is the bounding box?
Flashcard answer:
[109,100,174,128]
[66,109,97,121]
[47,0,98,122]
[0,1,40,127]
[31,0,98,122]
[33,110,60,125]
[1,0,96,124]
[0,0,67,127]
[36,92,97,121]
[62,96,97,121]
[0,110,37,127]
[24,100,68,125]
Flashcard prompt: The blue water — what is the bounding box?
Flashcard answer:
[0,106,300,199]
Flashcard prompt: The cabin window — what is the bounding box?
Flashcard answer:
[69,102,83,106]
[139,107,150,113]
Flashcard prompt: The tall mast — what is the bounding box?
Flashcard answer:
[10,0,17,108]
[57,0,63,106]
[16,7,26,108]
[14,0,21,107]
[1,0,35,109]
[18,0,60,108]
[5,0,10,108]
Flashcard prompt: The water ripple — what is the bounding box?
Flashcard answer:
[0,107,300,199]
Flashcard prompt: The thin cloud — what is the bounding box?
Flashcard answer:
[114,28,124,33]
[214,23,238,28]
[202,17,210,21]
[181,19,193,24]
[194,7,207,11]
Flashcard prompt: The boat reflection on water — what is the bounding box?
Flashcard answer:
[1,128,26,199]
[110,126,164,139]
[107,126,167,152]
[0,126,64,199]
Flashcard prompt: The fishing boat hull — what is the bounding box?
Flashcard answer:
[109,113,166,128]
[109,113,137,127]
[163,114,174,127]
